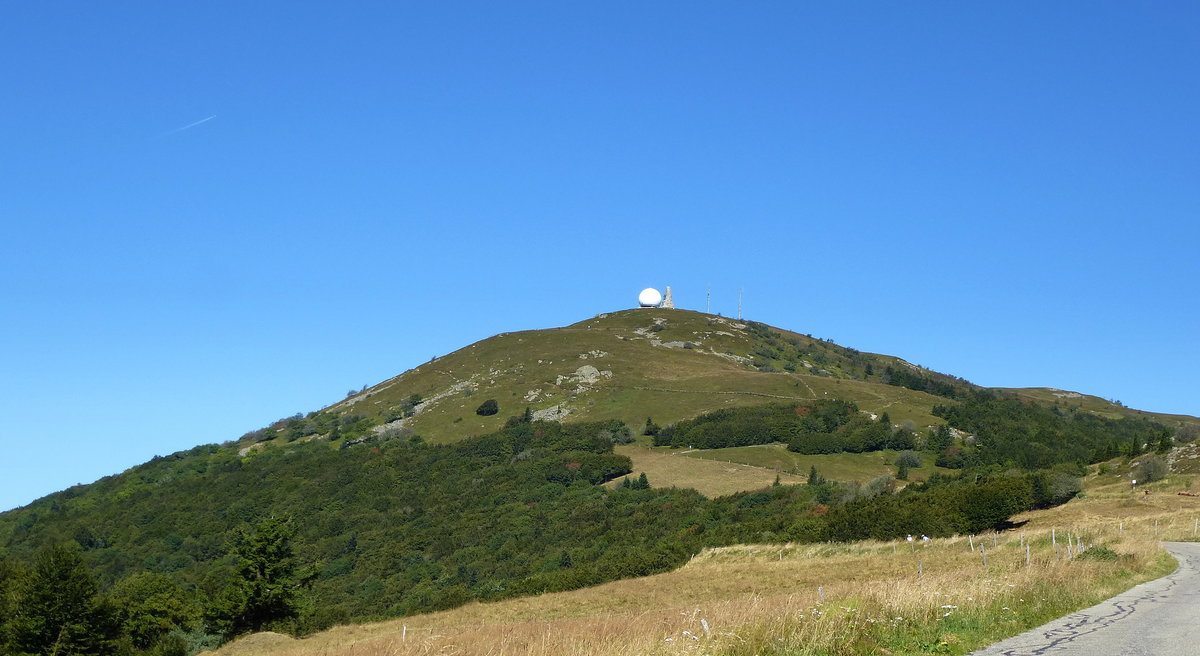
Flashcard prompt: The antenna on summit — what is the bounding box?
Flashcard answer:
[706,286,711,314]
[738,287,743,320]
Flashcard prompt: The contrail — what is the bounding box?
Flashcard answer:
[160,115,216,137]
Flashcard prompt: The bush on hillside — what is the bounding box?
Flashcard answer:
[475,399,499,416]
[1134,454,1168,483]
[1176,424,1200,444]
[895,451,923,468]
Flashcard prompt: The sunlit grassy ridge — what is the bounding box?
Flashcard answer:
[318,309,955,443]
[207,466,1191,656]
[998,387,1198,426]
[237,309,1196,501]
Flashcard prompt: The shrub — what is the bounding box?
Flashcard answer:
[1077,545,1120,561]
[895,451,923,468]
[475,399,499,416]
[1134,454,1168,483]
[1176,424,1200,444]
[1051,472,1083,502]
[597,421,634,444]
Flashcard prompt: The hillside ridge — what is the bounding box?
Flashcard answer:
[243,308,1191,454]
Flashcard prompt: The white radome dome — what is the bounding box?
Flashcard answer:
[638,288,663,307]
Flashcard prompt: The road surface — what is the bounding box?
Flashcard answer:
[970,542,1200,655]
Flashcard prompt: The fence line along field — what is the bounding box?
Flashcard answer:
[208,471,1198,656]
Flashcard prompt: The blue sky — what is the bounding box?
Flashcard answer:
[2,2,1197,511]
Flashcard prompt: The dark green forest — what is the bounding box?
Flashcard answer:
[651,400,918,453]
[932,390,1173,468]
[0,391,1166,655]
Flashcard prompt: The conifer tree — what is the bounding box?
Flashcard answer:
[8,544,119,656]
[643,417,660,436]
[206,516,309,639]
[928,424,954,452]
[0,559,20,651]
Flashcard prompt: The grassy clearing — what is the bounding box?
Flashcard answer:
[207,485,1184,656]
[611,445,805,497]
[679,444,953,484]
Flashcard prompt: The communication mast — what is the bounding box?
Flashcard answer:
[738,287,743,320]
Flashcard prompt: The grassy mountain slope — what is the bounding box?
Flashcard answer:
[999,387,1198,426]
[290,309,957,445]
[283,309,1194,449]
[4,307,1198,653]
[247,308,1193,495]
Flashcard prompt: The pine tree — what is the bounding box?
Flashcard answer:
[897,461,909,480]
[206,516,309,639]
[807,465,824,486]
[9,544,119,656]
[637,472,650,489]
[0,559,22,652]
[928,424,954,452]
[643,417,660,436]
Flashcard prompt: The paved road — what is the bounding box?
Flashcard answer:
[970,542,1200,655]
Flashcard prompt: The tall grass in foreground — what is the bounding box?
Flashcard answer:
[213,514,1181,656]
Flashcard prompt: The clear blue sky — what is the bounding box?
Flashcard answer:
[2,2,1197,512]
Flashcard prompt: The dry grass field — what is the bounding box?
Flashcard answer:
[609,444,805,497]
[207,466,1197,656]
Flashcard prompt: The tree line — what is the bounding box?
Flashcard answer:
[650,400,918,454]
[0,402,1097,653]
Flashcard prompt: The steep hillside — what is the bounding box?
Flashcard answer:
[252,309,968,451]
[999,387,1199,426]
[234,309,1195,493]
[3,307,1198,654]
[202,464,1198,656]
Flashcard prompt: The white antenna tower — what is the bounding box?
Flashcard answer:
[738,287,743,320]
[706,286,711,313]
